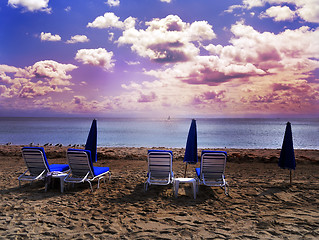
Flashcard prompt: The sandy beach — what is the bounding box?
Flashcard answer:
[0,145,318,239]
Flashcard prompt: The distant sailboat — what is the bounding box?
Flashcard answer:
[167,116,171,121]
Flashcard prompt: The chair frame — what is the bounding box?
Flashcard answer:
[64,149,111,192]
[196,151,229,195]
[19,147,69,191]
[144,150,174,191]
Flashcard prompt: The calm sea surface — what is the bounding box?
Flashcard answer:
[0,117,318,149]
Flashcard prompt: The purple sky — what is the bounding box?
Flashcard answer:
[0,0,318,118]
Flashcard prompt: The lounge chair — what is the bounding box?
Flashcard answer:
[64,149,111,192]
[195,150,229,195]
[19,147,69,190]
[144,150,174,191]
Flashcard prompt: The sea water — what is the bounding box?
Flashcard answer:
[0,117,318,149]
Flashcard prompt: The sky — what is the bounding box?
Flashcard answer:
[0,0,319,118]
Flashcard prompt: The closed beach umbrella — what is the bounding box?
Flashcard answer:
[278,121,296,184]
[85,119,97,163]
[184,119,198,177]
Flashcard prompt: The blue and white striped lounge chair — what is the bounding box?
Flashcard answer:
[195,150,229,195]
[64,149,111,192]
[144,150,174,191]
[19,147,69,190]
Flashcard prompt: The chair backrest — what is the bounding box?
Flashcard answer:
[200,151,227,180]
[147,150,173,179]
[22,147,50,175]
[67,149,94,178]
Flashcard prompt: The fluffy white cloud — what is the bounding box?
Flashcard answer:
[260,6,296,21]
[40,32,61,42]
[242,0,265,9]
[66,35,89,44]
[228,0,319,23]
[191,23,319,84]
[87,12,125,29]
[0,61,77,99]
[295,0,319,23]
[8,0,51,13]
[0,65,20,74]
[27,60,77,83]
[117,15,216,63]
[75,48,115,71]
[160,0,172,2]
[106,0,120,7]
[114,21,319,116]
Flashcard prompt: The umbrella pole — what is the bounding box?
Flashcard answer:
[184,163,188,178]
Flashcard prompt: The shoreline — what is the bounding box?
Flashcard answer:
[1,145,318,164]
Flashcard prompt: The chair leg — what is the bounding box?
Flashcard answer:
[88,181,93,192]
[174,180,179,198]
[225,183,229,196]
[192,181,197,199]
[144,182,148,191]
[196,181,200,194]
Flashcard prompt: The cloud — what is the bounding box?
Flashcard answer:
[0,85,7,95]
[117,15,216,63]
[106,0,120,7]
[171,56,266,86]
[27,60,77,83]
[164,22,318,86]
[0,61,77,99]
[260,6,296,21]
[18,82,66,99]
[272,83,293,91]
[66,96,114,113]
[295,0,319,23]
[0,64,20,74]
[8,0,51,13]
[87,12,126,29]
[219,23,318,70]
[138,92,157,102]
[108,32,114,41]
[224,5,244,13]
[125,61,140,65]
[64,6,71,12]
[160,0,172,3]
[192,90,226,105]
[40,32,61,42]
[75,48,115,71]
[66,35,89,44]
[73,96,86,105]
[114,21,319,116]
[227,0,319,23]
[243,80,319,113]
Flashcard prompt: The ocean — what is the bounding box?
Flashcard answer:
[0,117,318,149]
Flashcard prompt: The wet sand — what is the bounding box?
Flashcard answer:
[0,145,319,239]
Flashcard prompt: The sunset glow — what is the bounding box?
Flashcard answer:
[1,0,318,117]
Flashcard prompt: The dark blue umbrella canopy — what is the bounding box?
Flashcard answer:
[279,122,296,170]
[85,119,97,163]
[183,119,198,164]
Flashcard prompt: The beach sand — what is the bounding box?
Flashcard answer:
[0,145,319,239]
